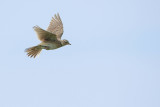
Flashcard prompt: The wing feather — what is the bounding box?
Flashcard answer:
[33,26,57,42]
[47,13,63,39]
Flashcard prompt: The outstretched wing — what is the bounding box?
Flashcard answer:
[33,26,57,42]
[47,13,63,39]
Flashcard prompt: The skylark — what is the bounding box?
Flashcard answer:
[25,13,71,58]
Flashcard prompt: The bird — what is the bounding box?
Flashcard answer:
[25,13,71,58]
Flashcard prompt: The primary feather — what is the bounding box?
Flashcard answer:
[47,13,64,39]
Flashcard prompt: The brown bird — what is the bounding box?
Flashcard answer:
[25,13,71,58]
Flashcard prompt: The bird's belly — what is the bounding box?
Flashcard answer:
[40,42,59,50]
[48,43,57,50]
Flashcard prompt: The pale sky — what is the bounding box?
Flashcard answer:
[0,0,160,107]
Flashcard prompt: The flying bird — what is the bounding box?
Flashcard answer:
[25,13,71,58]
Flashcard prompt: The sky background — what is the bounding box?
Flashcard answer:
[0,0,160,107]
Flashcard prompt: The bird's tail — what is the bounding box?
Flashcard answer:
[25,45,42,58]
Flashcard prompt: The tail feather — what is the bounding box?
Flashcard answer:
[25,45,42,58]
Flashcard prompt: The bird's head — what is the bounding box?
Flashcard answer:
[62,39,71,46]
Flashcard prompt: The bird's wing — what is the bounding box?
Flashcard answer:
[47,13,63,39]
[33,26,57,42]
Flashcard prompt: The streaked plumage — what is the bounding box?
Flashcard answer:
[25,13,71,58]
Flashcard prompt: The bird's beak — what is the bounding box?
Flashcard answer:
[69,43,71,45]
